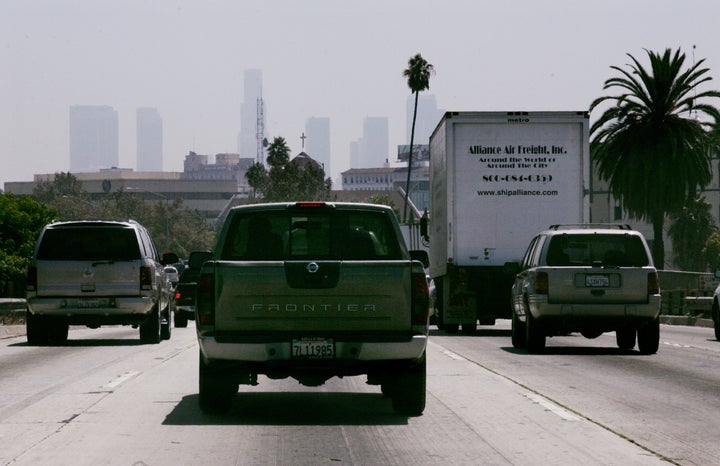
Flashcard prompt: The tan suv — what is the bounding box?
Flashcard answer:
[510,224,661,354]
[26,220,177,345]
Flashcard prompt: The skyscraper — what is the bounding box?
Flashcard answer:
[361,116,389,168]
[406,94,443,145]
[237,69,265,160]
[136,107,163,171]
[305,117,330,178]
[69,105,119,172]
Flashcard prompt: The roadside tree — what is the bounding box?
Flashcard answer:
[590,48,720,268]
[402,53,434,223]
[668,195,717,271]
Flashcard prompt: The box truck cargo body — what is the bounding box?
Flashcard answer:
[429,111,590,332]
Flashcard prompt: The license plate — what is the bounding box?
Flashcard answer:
[65,298,111,308]
[586,274,609,287]
[292,338,334,359]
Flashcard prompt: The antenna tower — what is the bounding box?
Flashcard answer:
[256,97,265,164]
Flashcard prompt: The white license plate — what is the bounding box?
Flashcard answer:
[292,338,334,359]
[66,298,111,308]
[586,274,609,287]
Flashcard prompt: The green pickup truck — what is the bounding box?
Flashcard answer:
[194,202,430,415]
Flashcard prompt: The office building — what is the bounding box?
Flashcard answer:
[406,94,443,145]
[136,108,163,171]
[305,117,331,178]
[237,69,265,161]
[69,105,119,172]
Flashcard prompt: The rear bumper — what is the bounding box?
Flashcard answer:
[26,296,155,320]
[525,294,661,329]
[198,334,428,362]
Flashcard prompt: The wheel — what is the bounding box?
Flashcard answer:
[391,356,426,416]
[139,306,161,344]
[616,328,636,350]
[47,319,69,345]
[525,309,545,354]
[637,318,660,355]
[199,351,235,414]
[160,307,172,341]
[715,318,720,342]
[511,311,526,348]
[444,324,459,334]
[26,312,48,346]
[461,323,477,334]
[174,313,189,328]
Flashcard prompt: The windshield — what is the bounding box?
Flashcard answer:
[221,209,402,261]
[546,234,650,267]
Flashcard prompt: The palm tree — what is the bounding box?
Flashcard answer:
[402,53,434,223]
[590,48,720,268]
[668,195,717,271]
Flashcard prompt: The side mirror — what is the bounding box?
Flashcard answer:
[419,212,429,242]
[188,251,213,270]
[504,261,520,276]
[410,250,430,268]
[161,252,180,266]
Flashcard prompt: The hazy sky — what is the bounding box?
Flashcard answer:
[2,0,719,189]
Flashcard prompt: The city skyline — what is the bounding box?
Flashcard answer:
[3,1,719,189]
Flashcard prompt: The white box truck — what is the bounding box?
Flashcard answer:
[428,111,590,332]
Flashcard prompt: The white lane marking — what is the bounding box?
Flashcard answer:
[442,350,467,361]
[103,371,140,389]
[524,393,580,421]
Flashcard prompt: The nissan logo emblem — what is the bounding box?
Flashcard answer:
[306,262,320,273]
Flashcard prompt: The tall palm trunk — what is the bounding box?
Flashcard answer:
[403,91,419,223]
[651,213,665,269]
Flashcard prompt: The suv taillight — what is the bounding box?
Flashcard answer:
[26,266,37,292]
[533,271,549,294]
[140,266,153,291]
[411,267,430,326]
[647,272,660,295]
[196,272,215,326]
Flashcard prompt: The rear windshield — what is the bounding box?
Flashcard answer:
[37,227,141,261]
[546,233,650,267]
[221,209,402,261]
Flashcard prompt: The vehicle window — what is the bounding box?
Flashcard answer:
[520,236,539,269]
[221,210,401,261]
[37,227,141,261]
[546,234,649,267]
[529,235,546,267]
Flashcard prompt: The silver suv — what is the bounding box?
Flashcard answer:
[510,224,661,354]
[26,220,176,345]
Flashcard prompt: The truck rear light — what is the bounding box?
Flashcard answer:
[647,272,660,295]
[196,272,215,326]
[175,291,181,300]
[411,269,430,325]
[140,266,153,291]
[533,272,548,294]
[294,202,327,208]
[26,266,37,291]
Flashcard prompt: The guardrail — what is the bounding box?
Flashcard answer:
[0,298,27,324]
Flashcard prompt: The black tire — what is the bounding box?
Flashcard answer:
[174,313,189,328]
[637,319,660,355]
[461,323,477,334]
[525,309,545,354]
[391,356,427,416]
[715,319,720,342]
[616,328,636,350]
[47,319,69,345]
[160,307,172,341]
[444,324,459,334]
[26,312,48,346]
[199,352,235,414]
[139,306,161,344]
[511,311,526,348]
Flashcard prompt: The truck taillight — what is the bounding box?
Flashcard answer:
[647,272,660,295]
[411,269,430,325]
[26,266,37,292]
[175,291,181,300]
[140,266,153,291]
[196,272,215,326]
[533,272,549,294]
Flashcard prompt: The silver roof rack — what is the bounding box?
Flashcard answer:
[548,224,632,231]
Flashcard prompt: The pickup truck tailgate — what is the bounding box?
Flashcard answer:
[213,260,413,332]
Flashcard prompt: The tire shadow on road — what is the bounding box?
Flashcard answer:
[163,392,411,426]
